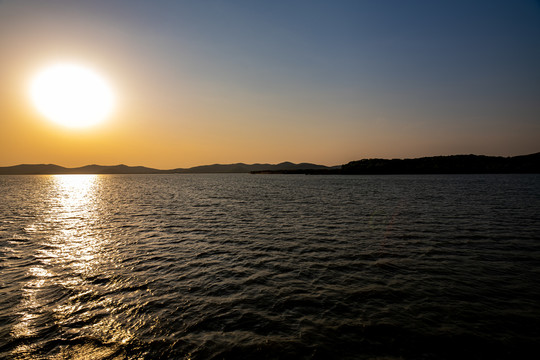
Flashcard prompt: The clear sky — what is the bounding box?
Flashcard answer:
[1,0,539,168]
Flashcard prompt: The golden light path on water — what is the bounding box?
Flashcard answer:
[2,174,539,358]
[12,175,133,360]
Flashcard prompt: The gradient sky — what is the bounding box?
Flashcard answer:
[1,0,539,168]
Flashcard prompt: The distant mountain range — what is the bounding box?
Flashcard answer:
[0,162,337,175]
[0,153,538,175]
[173,162,336,174]
[0,164,164,175]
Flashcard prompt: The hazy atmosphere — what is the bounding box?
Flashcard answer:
[1,0,539,168]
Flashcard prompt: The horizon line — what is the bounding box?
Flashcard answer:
[2,151,539,171]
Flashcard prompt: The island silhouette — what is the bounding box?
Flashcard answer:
[0,153,538,175]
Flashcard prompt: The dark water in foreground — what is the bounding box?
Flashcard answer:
[1,174,539,359]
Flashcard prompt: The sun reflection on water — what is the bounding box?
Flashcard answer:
[11,175,135,359]
[42,175,102,275]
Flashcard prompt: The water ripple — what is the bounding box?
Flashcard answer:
[1,174,539,359]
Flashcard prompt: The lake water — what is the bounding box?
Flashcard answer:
[1,174,539,359]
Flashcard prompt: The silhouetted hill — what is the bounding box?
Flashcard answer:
[341,153,540,174]
[250,153,540,174]
[0,164,68,175]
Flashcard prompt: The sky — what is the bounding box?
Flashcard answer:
[1,0,539,168]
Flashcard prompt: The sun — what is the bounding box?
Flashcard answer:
[30,63,115,128]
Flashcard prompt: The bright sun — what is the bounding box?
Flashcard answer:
[30,63,115,128]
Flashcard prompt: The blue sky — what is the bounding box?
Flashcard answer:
[1,0,539,167]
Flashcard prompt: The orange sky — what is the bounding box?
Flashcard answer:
[1,1,539,169]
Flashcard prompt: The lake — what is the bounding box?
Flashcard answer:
[1,174,539,359]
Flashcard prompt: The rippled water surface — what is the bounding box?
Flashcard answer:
[1,174,539,359]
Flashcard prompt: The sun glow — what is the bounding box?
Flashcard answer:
[30,63,115,128]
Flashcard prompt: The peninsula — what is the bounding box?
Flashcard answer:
[251,153,540,175]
